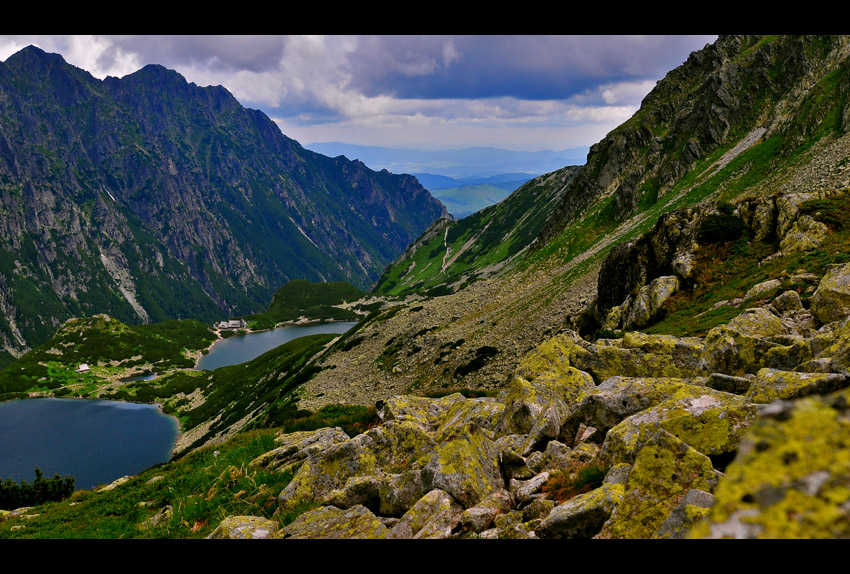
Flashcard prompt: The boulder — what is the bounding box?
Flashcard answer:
[596,429,720,539]
[494,357,594,449]
[323,475,382,513]
[250,427,350,474]
[385,489,463,539]
[207,515,278,539]
[600,390,759,467]
[509,472,550,505]
[376,393,467,432]
[779,215,828,253]
[277,433,380,513]
[377,469,427,517]
[277,505,387,539]
[623,275,680,329]
[434,397,504,441]
[692,388,850,538]
[702,308,793,375]
[743,279,782,301]
[570,376,703,435]
[459,489,512,534]
[745,368,848,404]
[811,263,850,324]
[705,372,754,395]
[535,483,625,539]
[652,489,716,539]
[420,423,504,509]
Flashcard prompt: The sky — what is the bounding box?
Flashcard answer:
[0,35,718,152]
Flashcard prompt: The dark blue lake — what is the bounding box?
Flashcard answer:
[195,321,357,371]
[0,398,178,491]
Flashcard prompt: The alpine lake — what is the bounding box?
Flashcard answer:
[0,321,356,490]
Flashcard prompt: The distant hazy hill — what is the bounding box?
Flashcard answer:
[304,142,589,179]
[0,46,448,363]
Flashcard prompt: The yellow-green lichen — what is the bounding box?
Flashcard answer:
[694,389,850,538]
[598,430,718,539]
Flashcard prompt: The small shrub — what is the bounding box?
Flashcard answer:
[541,461,607,504]
[696,213,748,243]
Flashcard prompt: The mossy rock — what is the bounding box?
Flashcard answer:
[277,434,381,513]
[494,362,594,448]
[692,389,850,538]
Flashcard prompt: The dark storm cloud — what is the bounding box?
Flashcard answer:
[344,35,716,100]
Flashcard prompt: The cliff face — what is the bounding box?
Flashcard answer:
[0,46,447,360]
[538,35,850,244]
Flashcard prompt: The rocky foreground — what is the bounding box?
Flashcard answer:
[205,247,850,538]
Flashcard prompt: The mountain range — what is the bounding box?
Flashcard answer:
[304,142,590,180]
[4,35,850,539]
[0,46,448,364]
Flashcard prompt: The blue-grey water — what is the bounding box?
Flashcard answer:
[0,398,178,490]
[195,321,357,371]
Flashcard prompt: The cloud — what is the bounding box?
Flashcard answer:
[0,35,717,150]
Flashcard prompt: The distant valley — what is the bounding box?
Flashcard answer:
[0,46,447,365]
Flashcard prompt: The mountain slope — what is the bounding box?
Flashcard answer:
[295,35,850,411]
[0,46,447,363]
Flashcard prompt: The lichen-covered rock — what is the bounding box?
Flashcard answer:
[434,397,504,441]
[459,489,512,534]
[509,472,550,505]
[385,489,463,539]
[207,515,278,539]
[761,335,812,371]
[494,356,594,449]
[779,215,828,254]
[525,440,573,474]
[570,376,703,435]
[811,263,850,324]
[596,430,720,539]
[376,393,467,432]
[323,475,381,513]
[250,427,350,474]
[535,483,625,539]
[139,505,172,530]
[652,489,715,539]
[360,420,436,474]
[743,279,783,301]
[623,275,680,329]
[702,308,793,375]
[746,368,848,404]
[771,290,805,314]
[522,497,556,522]
[750,197,777,242]
[600,390,758,467]
[692,389,850,538]
[377,469,426,517]
[420,423,503,509]
[277,505,387,539]
[277,433,380,513]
